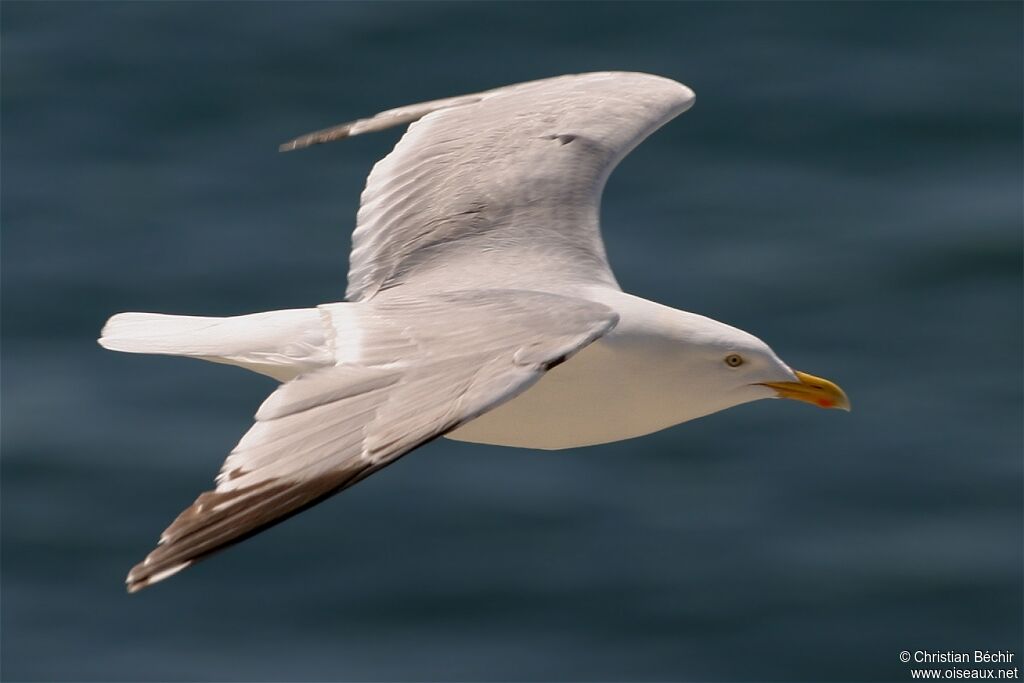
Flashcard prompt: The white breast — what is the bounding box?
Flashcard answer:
[446,329,688,450]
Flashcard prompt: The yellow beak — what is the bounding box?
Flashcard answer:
[759,370,851,411]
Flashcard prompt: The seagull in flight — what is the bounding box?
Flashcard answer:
[100,72,849,593]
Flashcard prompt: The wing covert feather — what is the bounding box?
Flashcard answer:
[126,290,617,592]
[282,72,695,301]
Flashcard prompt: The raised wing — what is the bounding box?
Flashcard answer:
[280,72,695,301]
[126,290,617,592]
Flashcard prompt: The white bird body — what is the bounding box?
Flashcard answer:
[102,285,783,450]
[447,286,784,448]
[100,72,848,592]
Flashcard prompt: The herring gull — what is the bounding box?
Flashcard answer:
[99,71,849,593]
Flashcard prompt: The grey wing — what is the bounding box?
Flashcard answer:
[126,290,618,592]
[280,72,695,301]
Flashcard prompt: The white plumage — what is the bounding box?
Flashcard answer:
[100,72,848,593]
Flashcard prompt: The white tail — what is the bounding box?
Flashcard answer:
[100,312,229,355]
[98,309,332,381]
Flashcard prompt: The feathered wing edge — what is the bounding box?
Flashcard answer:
[126,290,618,592]
[283,72,694,302]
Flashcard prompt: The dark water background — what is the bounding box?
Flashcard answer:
[2,2,1021,681]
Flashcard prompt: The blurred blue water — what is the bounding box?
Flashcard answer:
[2,2,1021,681]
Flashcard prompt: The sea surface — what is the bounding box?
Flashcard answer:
[2,2,1021,681]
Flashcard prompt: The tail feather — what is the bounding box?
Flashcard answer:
[98,309,332,381]
[99,313,229,355]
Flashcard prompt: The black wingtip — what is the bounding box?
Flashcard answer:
[125,558,193,593]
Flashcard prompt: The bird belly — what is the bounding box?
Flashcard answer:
[445,339,685,450]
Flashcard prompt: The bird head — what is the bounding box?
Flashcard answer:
[663,311,851,416]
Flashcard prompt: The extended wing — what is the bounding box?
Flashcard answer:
[126,290,617,592]
[281,72,695,301]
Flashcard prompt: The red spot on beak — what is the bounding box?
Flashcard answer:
[817,398,834,408]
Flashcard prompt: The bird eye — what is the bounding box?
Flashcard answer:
[724,354,744,367]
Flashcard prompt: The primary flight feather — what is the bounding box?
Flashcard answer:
[99,71,849,593]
